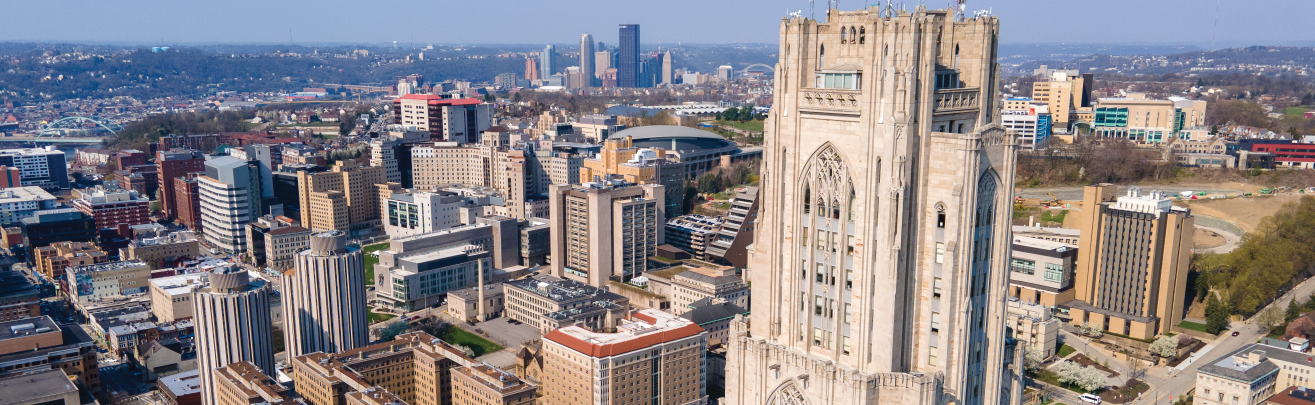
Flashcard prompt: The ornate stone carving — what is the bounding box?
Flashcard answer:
[802,90,860,111]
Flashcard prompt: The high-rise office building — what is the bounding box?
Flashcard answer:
[725,7,1020,405]
[281,230,368,358]
[193,266,274,405]
[200,157,263,254]
[548,180,665,287]
[617,24,640,87]
[580,34,595,87]
[540,44,557,79]
[392,95,493,143]
[1067,184,1192,339]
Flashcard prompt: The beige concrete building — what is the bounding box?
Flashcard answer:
[298,160,386,236]
[391,95,492,143]
[1006,299,1062,360]
[194,267,276,405]
[289,331,478,405]
[34,241,108,281]
[451,363,537,405]
[1007,236,1077,308]
[542,309,707,405]
[644,261,749,313]
[0,369,81,405]
[281,231,368,358]
[121,231,200,269]
[409,139,582,220]
[578,138,686,215]
[548,181,665,287]
[1067,184,1193,339]
[1193,344,1303,405]
[447,284,504,323]
[1032,71,1092,132]
[1092,94,1209,143]
[246,216,312,271]
[65,260,151,303]
[725,7,1022,405]
[148,272,208,322]
[212,361,298,405]
[504,276,629,334]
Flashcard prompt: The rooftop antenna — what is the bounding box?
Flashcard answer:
[810,0,815,20]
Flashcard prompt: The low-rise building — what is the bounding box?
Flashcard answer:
[1195,344,1286,405]
[122,231,201,269]
[213,361,297,405]
[245,216,311,271]
[381,189,467,239]
[35,241,110,281]
[133,337,197,382]
[447,285,505,323]
[0,316,100,392]
[372,219,522,312]
[679,299,749,346]
[451,363,537,405]
[158,370,203,405]
[72,187,152,229]
[66,260,151,303]
[1008,235,1078,308]
[644,261,749,313]
[504,275,629,334]
[289,331,478,405]
[0,186,58,225]
[0,368,80,405]
[20,209,98,264]
[149,272,209,322]
[0,270,41,321]
[1006,298,1062,360]
[665,215,723,259]
[542,309,707,405]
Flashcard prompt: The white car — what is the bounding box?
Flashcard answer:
[1080,393,1102,404]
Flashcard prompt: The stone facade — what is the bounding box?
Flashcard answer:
[724,7,1021,405]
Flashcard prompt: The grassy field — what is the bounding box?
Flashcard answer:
[362,242,390,286]
[1286,106,1311,117]
[1178,320,1210,334]
[718,120,765,132]
[368,308,396,323]
[439,325,504,357]
[1058,344,1077,358]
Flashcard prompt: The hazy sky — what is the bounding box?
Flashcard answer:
[2,0,1311,47]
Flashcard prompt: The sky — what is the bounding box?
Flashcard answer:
[2,0,1312,47]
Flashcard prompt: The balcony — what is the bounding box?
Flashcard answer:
[933,88,980,115]
[800,89,861,113]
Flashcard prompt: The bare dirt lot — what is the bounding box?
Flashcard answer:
[1195,228,1226,250]
[1182,194,1306,233]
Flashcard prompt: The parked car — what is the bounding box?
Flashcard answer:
[1232,331,1240,337]
[1080,394,1102,404]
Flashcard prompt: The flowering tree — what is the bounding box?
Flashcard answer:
[1057,360,1107,392]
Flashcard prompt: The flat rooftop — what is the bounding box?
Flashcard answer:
[0,369,77,405]
[0,315,60,342]
[149,273,209,297]
[68,260,149,274]
[0,186,56,204]
[1012,236,1074,251]
[506,275,623,304]
[545,309,704,358]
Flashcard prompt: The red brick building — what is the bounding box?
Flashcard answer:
[72,188,152,230]
[174,175,202,232]
[113,149,148,169]
[156,149,205,220]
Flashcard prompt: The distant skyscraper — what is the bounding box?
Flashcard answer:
[282,230,368,358]
[525,58,540,82]
[540,45,557,79]
[580,34,595,87]
[617,24,640,88]
[594,51,611,78]
[661,50,673,85]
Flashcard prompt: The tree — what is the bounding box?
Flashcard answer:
[379,319,411,341]
[1128,358,1149,382]
[1056,361,1107,392]
[1205,294,1231,335]
[1149,335,1179,358]
[1023,344,1045,373]
[1079,321,1103,338]
[721,107,738,122]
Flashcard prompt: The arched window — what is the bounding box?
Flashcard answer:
[840,27,847,44]
[859,27,866,44]
[850,27,857,45]
[954,44,961,69]
[818,45,825,70]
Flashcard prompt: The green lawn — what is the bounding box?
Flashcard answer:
[1040,210,1069,224]
[438,325,504,357]
[362,242,390,286]
[1286,106,1311,117]
[1178,320,1210,333]
[368,308,396,323]
[718,120,765,132]
[1058,344,1077,358]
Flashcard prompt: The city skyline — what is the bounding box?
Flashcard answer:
[2,0,1312,47]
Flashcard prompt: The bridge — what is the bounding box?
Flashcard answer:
[0,136,105,145]
[37,116,123,137]
[740,63,774,76]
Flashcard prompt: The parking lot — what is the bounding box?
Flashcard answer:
[466,317,542,349]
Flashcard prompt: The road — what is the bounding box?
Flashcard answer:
[1016,185,1245,201]
[1195,226,1241,254]
[1121,271,1315,405]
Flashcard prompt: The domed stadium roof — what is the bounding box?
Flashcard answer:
[611,125,736,152]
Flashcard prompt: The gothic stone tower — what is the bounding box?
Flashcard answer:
[724,6,1020,405]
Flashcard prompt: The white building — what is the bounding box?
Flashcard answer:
[0,148,70,189]
[0,186,58,224]
[199,157,259,254]
[383,190,466,239]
